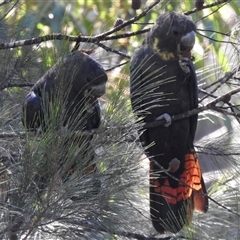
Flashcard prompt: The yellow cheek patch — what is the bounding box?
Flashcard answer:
[153,37,176,61]
[158,51,176,61]
[153,37,160,51]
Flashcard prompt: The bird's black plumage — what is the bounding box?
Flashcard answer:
[130,12,208,233]
[22,51,107,185]
[22,50,107,132]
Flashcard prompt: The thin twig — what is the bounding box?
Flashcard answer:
[197,31,237,45]
[105,28,150,41]
[0,0,19,21]
[198,88,217,100]
[0,83,33,91]
[201,70,237,102]
[0,0,16,7]
[199,88,240,123]
[195,0,230,23]
[95,42,130,59]
[93,0,162,40]
[105,61,130,72]
[197,28,230,37]
[184,0,230,16]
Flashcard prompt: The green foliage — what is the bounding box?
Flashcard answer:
[1,0,240,239]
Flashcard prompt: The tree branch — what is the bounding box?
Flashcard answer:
[144,86,240,128]
[196,31,238,45]
[0,0,159,51]
[197,28,230,37]
[0,83,34,91]
[93,0,162,40]
[184,0,230,16]
[95,42,130,59]
[1,86,240,140]
[200,70,237,103]
[0,29,150,51]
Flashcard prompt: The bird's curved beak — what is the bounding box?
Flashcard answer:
[180,30,196,51]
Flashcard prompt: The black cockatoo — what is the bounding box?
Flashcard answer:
[130,12,208,233]
[22,50,107,178]
[22,50,107,132]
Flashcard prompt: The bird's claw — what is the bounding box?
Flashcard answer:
[156,113,172,127]
[179,57,190,74]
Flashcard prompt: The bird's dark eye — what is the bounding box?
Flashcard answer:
[173,30,178,35]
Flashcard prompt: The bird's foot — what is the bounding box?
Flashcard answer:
[179,57,190,74]
[167,158,180,173]
[156,113,171,127]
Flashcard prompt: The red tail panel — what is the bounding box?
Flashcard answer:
[150,152,208,233]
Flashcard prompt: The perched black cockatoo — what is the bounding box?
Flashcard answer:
[22,50,107,133]
[22,51,107,179]
[130,12,208,233]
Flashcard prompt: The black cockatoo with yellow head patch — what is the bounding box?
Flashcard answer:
[130,12,208,233]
